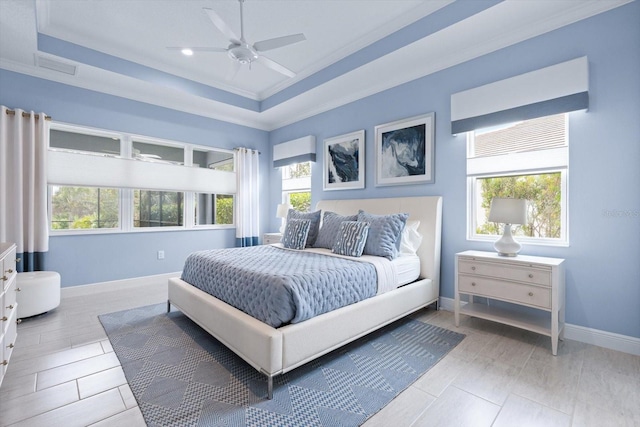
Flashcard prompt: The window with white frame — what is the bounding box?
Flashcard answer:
[281,161,311,212]
[48,123,236,234]
[467,113,568,245]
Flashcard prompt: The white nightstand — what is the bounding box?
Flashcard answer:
[454,250,565,355]
[263,233,282,245]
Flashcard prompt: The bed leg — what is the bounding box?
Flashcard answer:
[167,300,171,313]
[267,375,273,400]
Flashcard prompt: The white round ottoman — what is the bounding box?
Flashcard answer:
[16,271,61,319]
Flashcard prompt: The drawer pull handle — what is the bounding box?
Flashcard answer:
[528,292,534,296]
[0,316,7,322]
[16,319,22,324]
[7,343,14,349]
[528,273,534,278]
[471,266,476,270]
[1,276,7,281]
[15,288,21,292]
[1,360,7,366]
[6,269,13,274]
[15,258,21,263]
[6,305,14,310]
[471,282,476,286]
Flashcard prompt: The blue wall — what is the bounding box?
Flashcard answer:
[268,2,640,338]
[0,71,270,286]
[1,2,638,339]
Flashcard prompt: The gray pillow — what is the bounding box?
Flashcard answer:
[332,221,370,257]
[287,209,321,247]
[358,210,409,259]
[282,218,311,250]
[313,211,358,249]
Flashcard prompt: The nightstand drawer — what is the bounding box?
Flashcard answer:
[459,259,551,287]
[458,275,551,309]
[263,233,282,245]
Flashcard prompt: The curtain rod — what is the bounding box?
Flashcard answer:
[5,109,52,121]
[234,147,261,155]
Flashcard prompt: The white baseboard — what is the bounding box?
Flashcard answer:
[438,296,640,356]
[61,272,181,298]
[563,324,640,356]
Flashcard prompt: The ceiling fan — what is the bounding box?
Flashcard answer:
[168,0,306,78]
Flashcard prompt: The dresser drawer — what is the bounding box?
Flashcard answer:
[1,308,17,380]
[1,277,17,337]
[459,259,551,286]
[2,246,17,293]
[458,274,551,309]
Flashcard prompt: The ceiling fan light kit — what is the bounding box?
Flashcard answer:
[168,0,306,78]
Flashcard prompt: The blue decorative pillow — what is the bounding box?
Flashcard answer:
[332,221,370,257]
[314,211,358,249]
[358,210,409,259]
[282,219,311,250]
[287,209,321,247]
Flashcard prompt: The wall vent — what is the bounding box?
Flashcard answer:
[35,55,77,76]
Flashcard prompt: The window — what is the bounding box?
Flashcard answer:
[282,162,311,212]
[132,140,184,164]
[194,193,234,225]
[50,186,119,230]
[134,190,184,228]
[194,149,234,171]
[50,129,120,157]
[48,123,236,234]
[467,114,568,245]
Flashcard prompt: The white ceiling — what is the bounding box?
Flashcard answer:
[0,0,632,130]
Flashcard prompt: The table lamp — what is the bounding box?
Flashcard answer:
[488,198,527,256]
[276,203,291,233]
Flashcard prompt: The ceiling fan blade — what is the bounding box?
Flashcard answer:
[255,55,296,78]
[253,33,306,52]
[203,7,240,43]
[166,47,228,53]
[226,61,241,80]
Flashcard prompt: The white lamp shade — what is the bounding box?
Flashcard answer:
[276,203,291,219]
[488,198,527,225]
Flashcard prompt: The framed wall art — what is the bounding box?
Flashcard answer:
[375,112,435,186]
[323,130,365,191]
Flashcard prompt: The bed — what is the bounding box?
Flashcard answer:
[167,195,442,399]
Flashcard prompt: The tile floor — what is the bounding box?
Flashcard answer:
[1,278,638,427]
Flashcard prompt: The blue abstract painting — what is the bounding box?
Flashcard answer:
[380,124,426,178]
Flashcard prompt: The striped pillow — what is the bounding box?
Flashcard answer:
[332,221,370,257]
[282,219,311,250]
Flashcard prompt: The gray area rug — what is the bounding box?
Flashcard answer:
[99,303,464,426]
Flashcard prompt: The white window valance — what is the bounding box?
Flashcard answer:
[451,56,589,134]
[273,135,316,168]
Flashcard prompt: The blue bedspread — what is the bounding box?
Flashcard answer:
[180,245,377,328]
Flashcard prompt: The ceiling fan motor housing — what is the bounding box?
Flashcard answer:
[228,44,258,64]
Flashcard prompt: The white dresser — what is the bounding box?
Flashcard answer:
[455,250,565,355]
[1,242,18,387]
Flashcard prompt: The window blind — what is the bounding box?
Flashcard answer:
[48,150,236,194]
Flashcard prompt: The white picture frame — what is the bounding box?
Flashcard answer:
[375,112,435,186]
[323,130,365,191]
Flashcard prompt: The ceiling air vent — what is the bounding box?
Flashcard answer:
[35,55,77,76]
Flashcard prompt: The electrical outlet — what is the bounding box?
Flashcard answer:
[157,250,165,260]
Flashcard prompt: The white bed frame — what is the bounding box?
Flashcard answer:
[168,196,442,399]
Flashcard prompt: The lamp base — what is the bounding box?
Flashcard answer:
[493,224,522,257]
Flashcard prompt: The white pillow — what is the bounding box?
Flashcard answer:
[400,220,423,255]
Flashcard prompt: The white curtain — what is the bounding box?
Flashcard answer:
[0,106,50,271]
[235,148,260,247]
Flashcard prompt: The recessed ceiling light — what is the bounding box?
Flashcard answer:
[181,49,194,56]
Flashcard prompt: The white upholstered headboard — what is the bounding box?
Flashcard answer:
[315,196,443,289]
